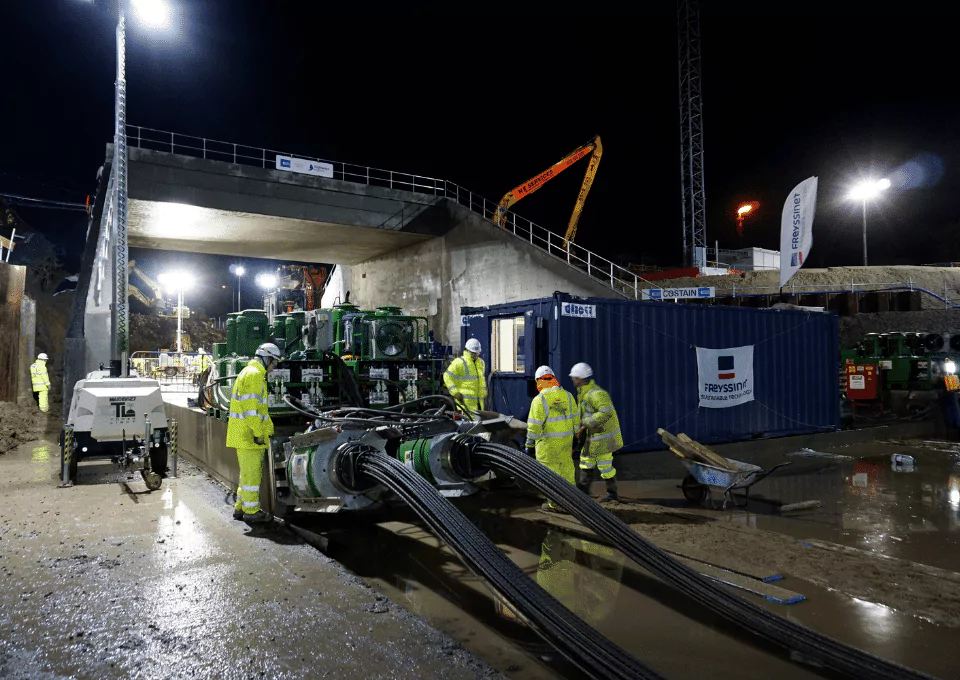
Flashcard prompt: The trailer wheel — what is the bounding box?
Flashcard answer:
[164,367,179,378]
[681,475,707,504]
[141,469,163,491]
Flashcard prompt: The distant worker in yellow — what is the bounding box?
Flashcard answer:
[443,338,487,413]
[570,362,622,502]
[526,365,580,513]
[197,347,212,372]
[226,342,282,523]
[30,353,51,413]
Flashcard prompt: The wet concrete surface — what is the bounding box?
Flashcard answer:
[0,439,500,679]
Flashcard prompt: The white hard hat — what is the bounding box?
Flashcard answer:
[535,365,555,380]
[198,348,206,354]
[37,353,49,361]
[465,338,481,353]
[569,362,593,379]
[255,342,283,362]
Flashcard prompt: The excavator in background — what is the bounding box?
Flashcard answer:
[265,265,329,314]
[492,135,602,250]
[128,260,190,319]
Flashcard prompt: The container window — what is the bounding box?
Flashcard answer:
[491,317,525,373]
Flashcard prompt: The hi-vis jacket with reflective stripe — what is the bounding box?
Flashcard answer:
[225,360,274,450]
[30,360,50,391]
[442,351,487,408]
[526,386,580,453]
[576,380,623,455]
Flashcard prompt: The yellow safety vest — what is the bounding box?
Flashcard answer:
[577,380,623,455]
[442,351,487,408]
[225,360,274,450]
[30,360,50,391]
[526,386,580,453]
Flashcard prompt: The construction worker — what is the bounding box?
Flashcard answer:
[197,348,212,372]
[225,342,282,524]
[570,362,622,502]
[30,353,51,413]
[443,338,487,413]
[526,365,580,513]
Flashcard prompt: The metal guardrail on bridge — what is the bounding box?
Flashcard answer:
[131,351,206,394]
[127,126,655,300]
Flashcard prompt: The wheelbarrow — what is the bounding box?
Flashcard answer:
[680,458,791,509]
[658,428,791,510]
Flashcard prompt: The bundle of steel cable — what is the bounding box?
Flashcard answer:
[474,443,935,680]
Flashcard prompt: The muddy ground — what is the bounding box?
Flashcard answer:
[0,400,60,455]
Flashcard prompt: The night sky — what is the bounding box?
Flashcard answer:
[4,2,960,316]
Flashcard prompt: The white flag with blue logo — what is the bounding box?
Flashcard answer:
[696,346,755,408]
[779,176,818,288]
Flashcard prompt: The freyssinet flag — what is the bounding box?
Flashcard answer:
[780,176,818,288]
[696,346,755,408]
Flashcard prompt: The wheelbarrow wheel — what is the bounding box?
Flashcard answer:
[681,475,707,503]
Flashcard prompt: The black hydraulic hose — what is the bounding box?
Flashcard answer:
[356,451,663,680]
[473,443,936,680]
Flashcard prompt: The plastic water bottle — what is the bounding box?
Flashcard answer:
[891,454,915,466]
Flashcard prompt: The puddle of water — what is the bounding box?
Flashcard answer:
[305,507,822,680]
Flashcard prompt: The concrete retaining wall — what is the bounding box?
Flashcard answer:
[326,202,623,345]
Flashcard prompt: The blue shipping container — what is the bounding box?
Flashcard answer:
[461,292,839,452]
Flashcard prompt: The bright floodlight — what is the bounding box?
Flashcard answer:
[236,266,245,277]
[157,270,195,292]
[848,178,891,201]
[131,0,172,29]
[255,273,278,290]
[946,360,957,375]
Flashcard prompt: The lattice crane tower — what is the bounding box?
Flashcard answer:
[677,0,707,267]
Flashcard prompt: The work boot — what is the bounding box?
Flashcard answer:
[599,479,619,504]
[242,510,273,524]
[576,469,592,495]
[540,502,569,515]
[232,509,244,521]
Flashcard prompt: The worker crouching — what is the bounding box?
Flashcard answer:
[570,362,622,503]
[526,365,580,513]
[225,342,282,524]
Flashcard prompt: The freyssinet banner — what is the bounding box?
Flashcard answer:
[696,345,755,408]
[779,176,818,288]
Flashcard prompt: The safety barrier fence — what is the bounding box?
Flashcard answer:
[710,280,960,309]
[126,126,654,299]
[131,351,206,393]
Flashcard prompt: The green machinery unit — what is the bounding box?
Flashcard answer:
[841,331,960,392]
[205,304,448,421]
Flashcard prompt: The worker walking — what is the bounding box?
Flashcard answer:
[570,362,622,503]
[225,342,282,524]
[197,347,211,372]
[30,353,51,413]
[443,338,487,414]
[526,365,580,513]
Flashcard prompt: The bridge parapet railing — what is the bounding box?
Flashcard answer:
[127,126,650,299]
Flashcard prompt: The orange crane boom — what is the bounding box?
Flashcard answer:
[492,135,602,249]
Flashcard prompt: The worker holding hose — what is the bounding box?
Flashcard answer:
[226,342,282,524]
[443,338,487,414]
[526,365,580,513]
[570,362,622,503]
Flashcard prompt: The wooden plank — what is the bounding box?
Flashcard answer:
[800,539,960,584]
[677,433,738,470]
[670,555,805,604]
[657,428,716,466]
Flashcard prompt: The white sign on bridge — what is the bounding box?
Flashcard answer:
[641,287,715,301]
[275,154,334,178]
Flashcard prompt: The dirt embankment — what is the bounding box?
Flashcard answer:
[839,309,960,349]
[633,266,960,311]
[130,314,225,353]
[0,401,60,454]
